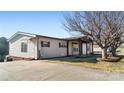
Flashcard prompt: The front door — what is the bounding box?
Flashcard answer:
[72,43,79,55]
[82,43,86,55]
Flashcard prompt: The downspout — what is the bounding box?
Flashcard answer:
[37,36,39,60]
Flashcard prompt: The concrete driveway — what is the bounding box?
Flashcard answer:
[0,60,124,81]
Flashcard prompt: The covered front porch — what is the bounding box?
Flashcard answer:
[67,36,93,56]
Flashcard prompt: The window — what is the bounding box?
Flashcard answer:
[21,42,28,52]
[59,42,67,48]
[73,48,78,52]
[41,41,50,47]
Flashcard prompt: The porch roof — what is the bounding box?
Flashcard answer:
[66,36,93,42]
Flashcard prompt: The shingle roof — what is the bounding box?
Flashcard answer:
[9,31,67,41]
[9,31,92,42]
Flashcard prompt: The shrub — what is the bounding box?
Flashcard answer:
[0,55,5,62]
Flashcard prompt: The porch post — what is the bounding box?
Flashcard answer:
[92,41,94,55]
[79,39,82,55]
[86,41,88,55]
[67,40,69,56]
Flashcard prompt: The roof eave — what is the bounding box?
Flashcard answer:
[8,31,36,41]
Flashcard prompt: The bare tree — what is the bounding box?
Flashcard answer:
[63,11,124,59]
[110,32,123,56]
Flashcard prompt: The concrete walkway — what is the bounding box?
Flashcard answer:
[0,60,124,81]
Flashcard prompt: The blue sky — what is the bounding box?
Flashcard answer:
[0,11,71,38]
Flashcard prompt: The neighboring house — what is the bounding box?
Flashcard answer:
[120,43,124,47]
[8,32,93,60]
[119,36,124,48]
[93,42,102,54]
[93,35,124,54]
[93,42,110,54]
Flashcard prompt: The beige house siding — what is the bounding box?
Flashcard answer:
[9,34,36,59]
[38,37,67,58]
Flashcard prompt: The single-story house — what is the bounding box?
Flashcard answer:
[8,32,93,60]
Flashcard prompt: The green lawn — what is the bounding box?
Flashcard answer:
[49,54,124,73]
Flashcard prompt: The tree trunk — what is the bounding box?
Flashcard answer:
[111,48,116,57]
[102,48,107,59]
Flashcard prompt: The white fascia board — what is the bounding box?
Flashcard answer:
[8,31,36,42]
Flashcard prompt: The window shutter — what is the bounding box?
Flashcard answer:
[48,42,50,47]
[59,42,60,47]
[41,41,43,47]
